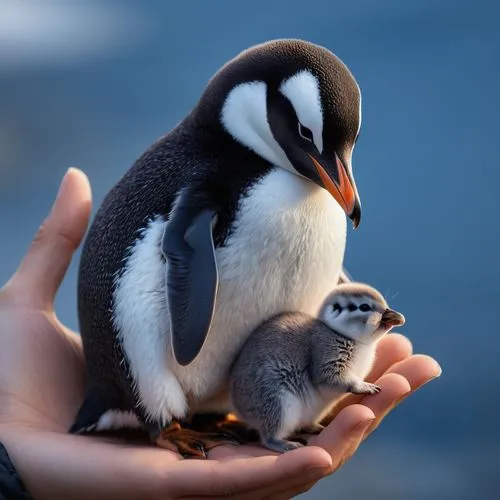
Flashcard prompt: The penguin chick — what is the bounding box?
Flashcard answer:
[229,283,405,454]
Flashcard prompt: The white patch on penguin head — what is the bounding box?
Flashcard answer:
[320,293,384,343]
[279,70,324,154]
[220,70,325,175]
[318,284,403,344]
[221,81,294,171]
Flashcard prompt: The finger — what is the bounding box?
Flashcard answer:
[322,333,413,422]
[367,333,413,382]
[354,373,411,437]
[172,445,332,497]
[363,354,441,435]
[360,355,442,438]
[270,406,375,498]
[180,458,329,500]
[309,403,375,462]
[324,357,440,445]
[197,358,439,499]
[10,168,92,309]
[360,360,441,442]
[308,373,409,477]
[202,406,375,497]
[247,473,320,500]
[249,441,350,500]
[386,354,442,391]
[233,441,347,499]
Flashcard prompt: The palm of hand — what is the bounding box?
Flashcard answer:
[0,169,441,499]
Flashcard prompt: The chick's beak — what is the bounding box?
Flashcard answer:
[307,152,361,228]
[381,308,406,328]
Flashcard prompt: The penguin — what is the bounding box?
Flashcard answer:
[229,283,405,453]
[70,38,363,456]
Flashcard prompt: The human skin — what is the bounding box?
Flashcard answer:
[0,168,441,499]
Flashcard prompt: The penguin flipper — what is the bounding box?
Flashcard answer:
[162,199,218,367]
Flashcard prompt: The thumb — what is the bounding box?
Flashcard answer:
[9,167,92,309]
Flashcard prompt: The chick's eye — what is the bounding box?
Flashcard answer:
[359,304,371,312]
[332,303,341,312]
[298,122,313,143]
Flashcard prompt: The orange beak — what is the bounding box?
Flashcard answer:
[307,152,361,227]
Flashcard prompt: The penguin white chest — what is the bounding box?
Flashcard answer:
[172,168,347,403]
[113,168,347,423]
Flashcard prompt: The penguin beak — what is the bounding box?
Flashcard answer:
[381,309,406,328]
[307,153,361,228]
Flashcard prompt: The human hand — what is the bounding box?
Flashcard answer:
[0,168,441,499]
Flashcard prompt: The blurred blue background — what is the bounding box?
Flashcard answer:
[1,0,498,498]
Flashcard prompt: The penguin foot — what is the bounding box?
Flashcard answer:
[261,436,304,454]
[188,412,259,444]
[297,422,325,435]
[287,423,325,445]
[155,421,241,459]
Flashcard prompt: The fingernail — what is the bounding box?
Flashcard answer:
[429,358,443,378]
[431,358,443,378]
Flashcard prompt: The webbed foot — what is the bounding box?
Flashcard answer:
[156,420,241,459]
[188,412,259,444]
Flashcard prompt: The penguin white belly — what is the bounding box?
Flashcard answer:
[113,167,346,424]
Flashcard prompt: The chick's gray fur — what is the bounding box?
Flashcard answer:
[229,312,363,451]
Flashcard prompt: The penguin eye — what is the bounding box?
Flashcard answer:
[332,303,341,312]
[298,122,313,143]
[359,304,371,312]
